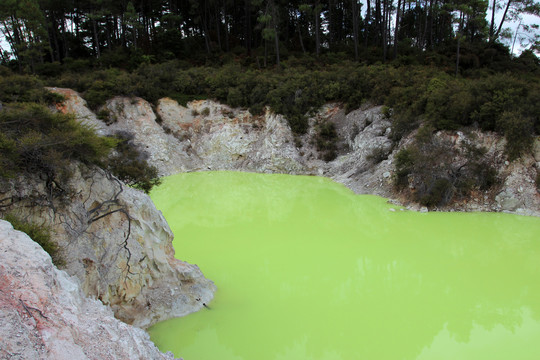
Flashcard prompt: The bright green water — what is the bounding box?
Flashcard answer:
[148,171,540,360]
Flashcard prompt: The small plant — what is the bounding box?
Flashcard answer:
[381,106,392,119]
[97,108,111,122]
[201,107,210,116]
[106,132,161,194]
[366,146,388,164]
[2,213,64,267]
[314,121,339,161]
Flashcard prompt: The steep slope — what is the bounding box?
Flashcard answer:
[0,220,177,359]
[51,88,540,216]
[1,164,215,328]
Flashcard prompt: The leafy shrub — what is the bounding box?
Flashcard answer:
[314,122,339,161]
[0,73,62,104]
[2,213,64,267]
[366,146,389,164]
[419,178,454,207]
[0,103,116,184]
[106,132,161,194]
[497,112,535,161]
[394,134,497,207]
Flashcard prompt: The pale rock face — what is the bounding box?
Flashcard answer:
[48,88,109,136]
[53,88,538,215]
[1,166,215,328]
[156,98,307,174]
[320,105,395,197]
[0,220,177,359]
[105,97,193,176]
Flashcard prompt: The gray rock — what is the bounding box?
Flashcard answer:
[0,220,177,359]
[1,165,215,328]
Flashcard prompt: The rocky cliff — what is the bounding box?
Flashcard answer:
[0,163,215,328]
[51,88,538,216]
[0,220,176,359]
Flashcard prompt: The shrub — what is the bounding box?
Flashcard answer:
[106,132,161,194]
[0,103,116,184]
[394,147,417,187]
[2,213,64,267]
[497,111,534,161]
[366,146,388,164]
[0,73,61,104]
[394,135,497,207]
[419,178,454,207]
[314,121,339,161]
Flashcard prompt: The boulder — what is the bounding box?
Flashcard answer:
[0,165,215,328]
[0,220,177,359]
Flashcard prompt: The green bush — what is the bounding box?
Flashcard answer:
[0,73,62,104]
[394,135,497,207]
[314,122,339,161]
[2,213,64,267]
[498,111,535,161]
[0,103,116,183]
[366,146,388,164]
[106,132,161,194]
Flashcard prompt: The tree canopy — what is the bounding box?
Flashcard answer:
[1,0,538,71]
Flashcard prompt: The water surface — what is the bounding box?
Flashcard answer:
[149,171,540,360]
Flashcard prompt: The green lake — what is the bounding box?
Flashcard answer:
[148,171,540,360]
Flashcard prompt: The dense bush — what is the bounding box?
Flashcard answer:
[0,72,63,104]
[313,121,339,161]
[0,103,116,183]
[394,130,498,207]
[106,132,161,194]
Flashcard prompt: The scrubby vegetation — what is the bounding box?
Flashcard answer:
[2,213,63,266]
[1,0,539,208]
[0,75,161,195]
[0,102,116,186]
[106,132,161,194]
[394,127,498,207]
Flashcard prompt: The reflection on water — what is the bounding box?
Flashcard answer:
[149,171,540,360]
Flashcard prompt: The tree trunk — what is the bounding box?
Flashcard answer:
[394,0,402,58]
[92,18,101,58]
[489,0,496,41]
[352,0,359,61]
[245,0,252,55]
[492,0,512,43]
[295,11,306,53]
[315,1,320,57]
[364,0,371,47]
[455,35,460,76]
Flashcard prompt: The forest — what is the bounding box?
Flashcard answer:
[1,0,540,206]
[0,0,539,70]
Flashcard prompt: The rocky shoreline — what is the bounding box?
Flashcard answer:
[52,87,539,217]
[1,88,538,359]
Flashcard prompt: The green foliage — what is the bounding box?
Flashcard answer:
[0,72,61,104]
[0,103,115,183]
[366,146,389,164]
[106,132,161,194]
[314,121,339,161]
[394,134,498,207]
[2,213,63,267]
[498,111,535,161]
